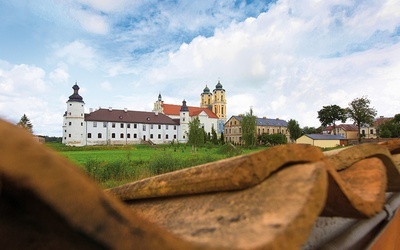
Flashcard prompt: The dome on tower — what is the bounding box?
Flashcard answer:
[203,85,210,93]
[180,99,189,112]
[215,80,223,90]
[68,82,84,103]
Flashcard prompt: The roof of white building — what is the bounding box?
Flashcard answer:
[85,108,178,125]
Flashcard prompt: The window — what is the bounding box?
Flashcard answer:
[68,134,71,138]
[98,133,102,138]
[134,124,137,129]
[81,122,83,126]
[174,125,177,130]
[183,118,185,121]
[370,129,374,134]
[120,133,124,138]
[93,122,97,127]
[133,133,137,138]
[112,123,116,128]
[174,135,177,139]
[158,124,161,129]
[103,122,107,128]
[127,124,131,128]
[87,133,92,138]
[68,112,71,115]
[120,123,124,128]
[166,125,169,130]
[158,134,161,139]
[69,122,72,126]
[150,124,153,129]
[143,125,146,131]
[166,134,169,139]
[64,130,66,132]
[112,133,116,138]
[150,134,153,139]
[127,133,130,138]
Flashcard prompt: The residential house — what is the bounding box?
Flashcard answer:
[224,115,288,144]
[296,134,348,148]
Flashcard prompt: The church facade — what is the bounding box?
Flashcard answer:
[62,80,227,146]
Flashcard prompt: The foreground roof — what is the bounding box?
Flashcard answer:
[85,108,178,125]
[2,117,400,249]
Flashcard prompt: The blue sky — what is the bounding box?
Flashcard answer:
[0,0,399,136]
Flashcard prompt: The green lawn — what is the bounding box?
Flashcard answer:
[46,143,263,188]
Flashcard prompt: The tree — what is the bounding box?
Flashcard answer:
[346,96,377,143]
[17,114,33,133]
[287,119,302,142]
[211,126,218,145]
[258,133,287,146]
[317,105,347,134]
[241,107,257,148]
[377,114,400,138]
[187,117,205,151]
[220,132,225,145]
[302,126,322,135]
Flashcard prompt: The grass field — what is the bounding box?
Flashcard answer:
[46,142,257,188]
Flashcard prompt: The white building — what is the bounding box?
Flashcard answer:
[63,81,227,146]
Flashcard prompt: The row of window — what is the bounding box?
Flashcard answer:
[92,122,176,130]
[87,133,177,140]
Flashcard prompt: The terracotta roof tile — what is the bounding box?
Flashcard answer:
[1,118,400,249]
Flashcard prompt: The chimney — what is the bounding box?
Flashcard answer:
[108,107,112,111]
[124,108,127,113]
[155,111,158,116]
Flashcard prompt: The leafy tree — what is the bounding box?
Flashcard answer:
[302,126,322,135]
[187,117,205,151]
[378,114,400,138]
[287,119,302,142]
[241,107,257,148]
[211,126,218,145]
[346,96,377,143]
[17,114,33,133]
[220,132,225,145]
[258,133,287,146]
[317,105,347,134]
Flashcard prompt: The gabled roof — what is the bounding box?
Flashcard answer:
[232,116,288,127]
[324,124,358,132]
[305,134,347,140]
[162,103,219,119]
[84,108,178,125]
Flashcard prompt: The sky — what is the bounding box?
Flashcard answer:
[0,0,399,136]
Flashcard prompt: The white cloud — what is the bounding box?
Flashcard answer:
[49,64,69,84]
[100,81,112,91]
[55,40,99,70]
[0,63,46,94]
[69,8,109,35]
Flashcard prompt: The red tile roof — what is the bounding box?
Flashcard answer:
[162,103,219,119]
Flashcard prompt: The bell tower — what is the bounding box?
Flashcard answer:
[200,85,212,110]
[212,79,226,120]
[62,82,85,146]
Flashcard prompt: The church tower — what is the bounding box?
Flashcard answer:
[62,82,85,146]
[212,80,227,120]
[153,93,164,114]
[212,80,227,135]
[200,85,212,110]
[179,99,190,142]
